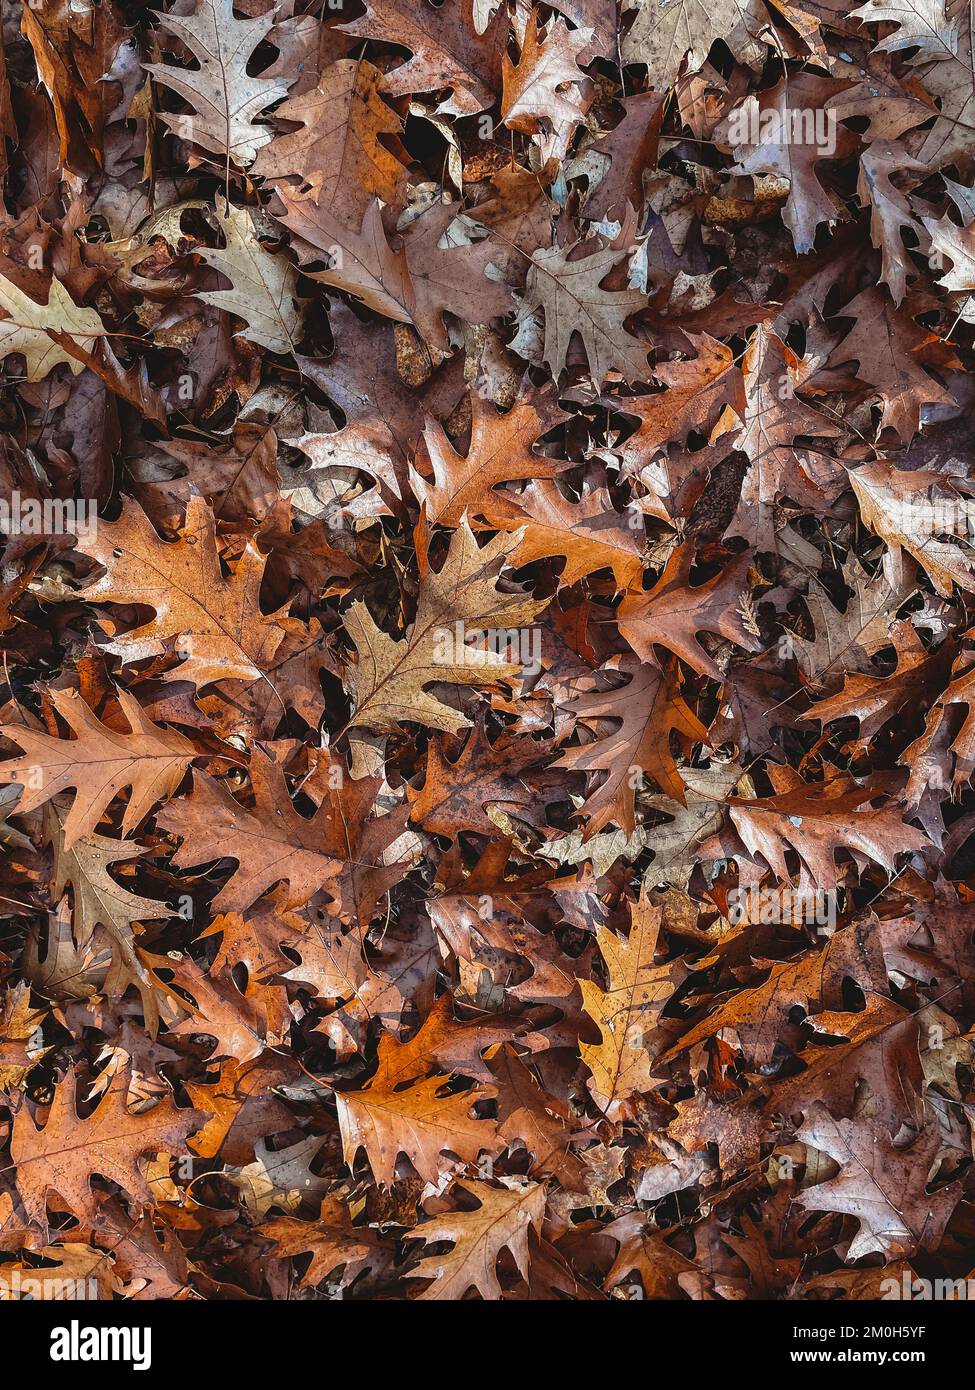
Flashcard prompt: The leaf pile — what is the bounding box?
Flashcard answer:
[2,0,975,1302]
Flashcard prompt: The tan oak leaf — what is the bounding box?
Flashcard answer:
[0,274,104,382]
[145,0,294,167]
[408,1177,546,1300]
[344,517,546,735]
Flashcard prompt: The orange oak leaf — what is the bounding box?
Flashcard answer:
[0,688,194,850]
[557,655,708,834]
[11,1070,204,1226]
[334,1028,502,1185]
[75,495,293,690]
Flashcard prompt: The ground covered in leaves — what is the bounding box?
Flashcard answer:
[2,0,975,1302]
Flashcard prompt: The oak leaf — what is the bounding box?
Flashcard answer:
[194,198,302,356]
[0,273,104,382]
[621,0,767,88]
[262,1194,383,1290]
[11,1070,204,1226]
[723,770,930,889]
[156,752,344,915]
[409,719,548,838]
[829,288,956,442]
[793,557,902,687]
[716,324,842,551]
[847,458,975,596]
[618,547,761,681]
[145,0,294,167]
[75,494,292,690]
[335,1031,501,1185]
[614,334,745,468]
[491,477,646,589]
[580,892,680,1111]
[501,10,591,158]
[344,517,546,735]
[274,191,415,326]
[727,76,854,253]
[522,242,650,383]
[798,1103,959,1260]
[558,655,708,834]
[398,201,514,357]
[46,800,175,1035]
[407,1177,546,1300]
[337,0,508,115]
[849,0,958,56]
[410,391,569,529]
[860,142,930,305]
[253,58,409,226]
[0,689,195,850]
